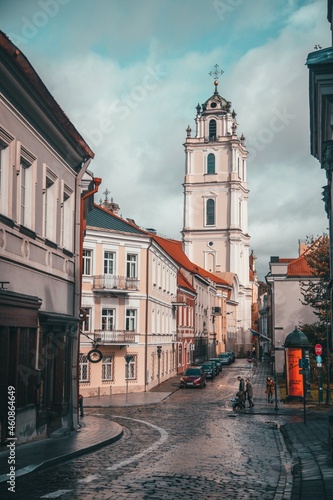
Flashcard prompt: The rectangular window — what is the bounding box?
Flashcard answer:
[79,354,89,382]
[104,251,115,274]
[19,146,36,230]
[0,143,9,216]
[83,249,92,275]
[44,177,55,239]
[0,128,14,217]
[125,355,137,380]
[82,307,91,332]
[102,355,114,381]
[126,254,138,278]
[61,186,73,250]
[20,158,30,227]
[102,309,115,331]
[125,309,136,331]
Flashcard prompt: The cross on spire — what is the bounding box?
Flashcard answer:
[209,64,224,80]
[209,64,224,94]
[103,188,110,201]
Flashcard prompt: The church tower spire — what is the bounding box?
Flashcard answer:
[181,65,250,288]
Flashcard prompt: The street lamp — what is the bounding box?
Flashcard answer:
[124,355,134,402]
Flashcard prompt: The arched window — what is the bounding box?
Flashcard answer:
[209,120,216,140]
[206,199,215,226]
[207,153,215,174]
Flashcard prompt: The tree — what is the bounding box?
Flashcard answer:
[299,235,330,325]
[299,235,332,393]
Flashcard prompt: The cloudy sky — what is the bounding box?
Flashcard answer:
[1,0,331,279]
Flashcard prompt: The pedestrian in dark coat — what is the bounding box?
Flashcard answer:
[265,376,275,403]
[237,376,245,408]
[245,378,254,408]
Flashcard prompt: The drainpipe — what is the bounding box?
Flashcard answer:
[73,165,101,430]
[144,238,153,392]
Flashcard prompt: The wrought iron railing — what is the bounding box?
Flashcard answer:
[94,330,137,344]
[93,275,139,291]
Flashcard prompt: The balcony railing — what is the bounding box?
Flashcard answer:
[94,329,137,344]
[93,275,139,292]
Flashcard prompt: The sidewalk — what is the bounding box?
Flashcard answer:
[250,360,333,499]
[0,361,332,499]
[0,381,179,484]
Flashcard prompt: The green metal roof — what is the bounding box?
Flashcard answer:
[86,206,145,234]
[307,47,333,66]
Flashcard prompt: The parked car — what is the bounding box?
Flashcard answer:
[180,367,207,388]
[218,352,233,365]
[209,358,223,373]
[227,351,236,363]
[201,361,217,379]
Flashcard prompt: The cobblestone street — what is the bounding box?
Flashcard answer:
[0,362,298,499]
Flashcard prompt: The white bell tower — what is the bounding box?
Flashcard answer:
[182,66,250,288]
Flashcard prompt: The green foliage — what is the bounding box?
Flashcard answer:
[299,235,332,388]
[299,235,330,326]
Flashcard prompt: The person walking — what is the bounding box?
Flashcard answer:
[265,376,275,403]
[245,378,254,408]
[237,376,246,408]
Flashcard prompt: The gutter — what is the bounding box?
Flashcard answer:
[73,162,101,430]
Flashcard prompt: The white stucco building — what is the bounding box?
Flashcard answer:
[182,71,252,354]
[266,243,318,373]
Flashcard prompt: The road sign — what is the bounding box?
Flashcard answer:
[317,363,323,367]
[316,355,322,363]
[315,344,323,356]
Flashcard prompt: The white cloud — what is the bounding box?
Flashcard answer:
[1,0,330,280]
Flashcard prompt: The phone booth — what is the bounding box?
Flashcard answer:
[284,328,309,400]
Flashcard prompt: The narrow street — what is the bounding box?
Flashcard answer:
[2,361,296,499]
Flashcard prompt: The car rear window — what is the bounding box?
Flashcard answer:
[185,368,201,375]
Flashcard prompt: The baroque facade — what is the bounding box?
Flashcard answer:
[182,71,252,354]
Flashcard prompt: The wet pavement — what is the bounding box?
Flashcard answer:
[0,359,332,499]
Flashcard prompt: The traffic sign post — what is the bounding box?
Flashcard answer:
[315,344,322,356]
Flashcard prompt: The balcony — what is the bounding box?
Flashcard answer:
[92,275,139,293]
[94,329,138,345]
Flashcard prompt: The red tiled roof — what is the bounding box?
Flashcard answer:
[178,270,196,293]
[287,253,313,277]
[152,235,229,287]
[286,238,323,277]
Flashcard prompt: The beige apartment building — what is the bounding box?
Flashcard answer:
[79,204,179,396]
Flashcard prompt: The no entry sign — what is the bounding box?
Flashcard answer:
[315,344,322,356]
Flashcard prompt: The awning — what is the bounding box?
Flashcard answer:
[249,329,271,342]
